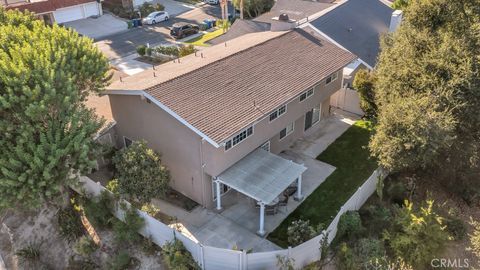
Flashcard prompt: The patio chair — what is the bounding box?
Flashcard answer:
[278,194,289,213]
[265,204,278,215]
[284,185,298,197]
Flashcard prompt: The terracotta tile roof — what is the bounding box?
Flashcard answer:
[254,0,335,24]
[5,0,95,14]
[140,28,356,144]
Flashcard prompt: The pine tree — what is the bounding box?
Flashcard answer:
[0,9,111,209]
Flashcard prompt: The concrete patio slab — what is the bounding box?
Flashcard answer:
[110,53,153,75]
[151,110,359,252]
[64,14,127,40]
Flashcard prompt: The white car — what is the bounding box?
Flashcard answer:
[142,11,169,25]
[204,0,219,4]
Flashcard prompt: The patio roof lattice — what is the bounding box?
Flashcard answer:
[217,148,307,204]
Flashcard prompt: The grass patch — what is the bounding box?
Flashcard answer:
[267,120,377,247]
[184,28,225,46]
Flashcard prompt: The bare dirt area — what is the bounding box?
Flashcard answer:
[0,205,164,270]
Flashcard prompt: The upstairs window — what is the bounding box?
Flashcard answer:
[280,122,294,140]
[326,72,338,85]
[269,105,287,122]
[299,88,314,102]
[224,126,254,151]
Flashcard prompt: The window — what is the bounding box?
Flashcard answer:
[269,105,287,122]
[312,104,321,125]
[124,137,133,147]
[280,122,294,140]
[224,126,254,151]
[299,88,314,101]
[326,72,338,85]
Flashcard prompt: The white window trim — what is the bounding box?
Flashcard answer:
[269,105,287,122]
[304,104,322,133]
[224,126,254,152]
[279,122,295,140]
[299,88,314,102]
[326,72,338,85]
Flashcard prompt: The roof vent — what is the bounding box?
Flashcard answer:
[278,13,289,21]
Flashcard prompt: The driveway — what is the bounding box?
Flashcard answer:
[64,14,128,40]
[95,2,234,60]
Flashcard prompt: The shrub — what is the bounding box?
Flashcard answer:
[107,250,136,270]
[469,219,480,259]
[141,203,160,217]
[57,205,84,242]
[161,239,200,270]
[336,242,356,270]
[106,179,120,196]
[113,205,145,246]
[384,200,449,267]
[73,235,97,257]
[113,140,170,204]
[361,204,392,233]
[445,218,466,240]
[145,47,153,56]
[16,243,42,269]
[179,44,196,57]
[154,45,179,57]
[139,2,164,17]
[66,258,97,270]
[337,211,365,241]
[136,45,147,56]
[352,69,377,119]
[287,219,318,246]
[82,191,115,228]
[354,238,385,266]
[276,255,295,270]
[386,181,407,205]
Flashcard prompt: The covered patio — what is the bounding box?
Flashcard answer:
[214,148,307,236]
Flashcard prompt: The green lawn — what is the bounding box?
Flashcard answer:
[267,120,377,248]
[184,28,225,46]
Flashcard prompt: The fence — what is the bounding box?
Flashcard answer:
[76,168,385,270]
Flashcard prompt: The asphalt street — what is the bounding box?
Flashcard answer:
[95,2,234,60]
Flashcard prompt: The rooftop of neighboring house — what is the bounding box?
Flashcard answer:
[4,0,95,14]
[208,19,270,45]
[254,0,335,24]
[310,0,393,67]
[107,27,356,145]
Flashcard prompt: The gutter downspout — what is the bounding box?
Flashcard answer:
[199,138,206,207]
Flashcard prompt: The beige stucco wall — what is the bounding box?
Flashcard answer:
[109,95,208,206]
[108,69,343,208]
[202,70,343,178]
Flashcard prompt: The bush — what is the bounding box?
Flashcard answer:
[179,44,196,57]
[57,205,84,242]
[82,191,115,229]
[384,200,449,267]
[336,242,356,270]
[354,238,385,266]
[470,219,480,259]
[386,181,407,205]
[337,211,365,241]
[66,258,97,270]
[136,45,147,56]
[287,219,318,246]
[141,203,160,217]
[106,179,120,196]
[113,140,170,204]
[445,218,466,240]
[107,250,137,270]
[161,239,200,270]
[113,205,145,246]
[360,204,392,233]
[139,2,164,17]
[73,235,97,257]
[154,45,179,57]
[145,47,153,57]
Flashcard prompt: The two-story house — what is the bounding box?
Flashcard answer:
[105,25,356,234]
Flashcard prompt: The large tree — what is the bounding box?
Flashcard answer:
[0,9,111,209]
[370,0,480,186]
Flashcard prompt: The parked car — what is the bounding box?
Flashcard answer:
[170,23,200,39]
[142,11,169,25]
[204,0,219,4]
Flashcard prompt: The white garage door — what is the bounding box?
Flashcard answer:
[54,6,84,23]
[84,2,100,17]
[53,3,99,24]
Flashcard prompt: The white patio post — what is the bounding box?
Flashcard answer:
[294,174,304,201]
[257,202,266,236]
[215,180,222,211]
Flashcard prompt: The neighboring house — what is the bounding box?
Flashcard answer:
[307,0,400,115]
[4,0,103,24]
[208,19,270,45]
[105,25,356,229]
